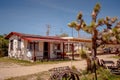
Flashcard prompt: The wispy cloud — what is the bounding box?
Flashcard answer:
[38,0,77,14]
[29,0,90,16]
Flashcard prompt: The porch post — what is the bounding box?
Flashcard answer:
[33,42,36,61]
[48,42,50,60]
[72,43,74,60]
[63,43,65,59]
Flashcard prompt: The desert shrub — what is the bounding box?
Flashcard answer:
[97,67,120,80]
[71,65,77,70]
[0,35,8,57]
[80,68,120,80]
[79,49,88,59]
[0,49,4,57]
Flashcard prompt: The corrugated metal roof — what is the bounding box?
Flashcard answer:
[5,32,92,43]
[5,32,67,42]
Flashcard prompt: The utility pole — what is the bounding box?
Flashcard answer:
[46,24,51,36]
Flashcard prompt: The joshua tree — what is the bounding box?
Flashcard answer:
[68,3,119,80]
[68,12,83,38]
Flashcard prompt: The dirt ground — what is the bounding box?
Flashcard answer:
[0,54,118,80]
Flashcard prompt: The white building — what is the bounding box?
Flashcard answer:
[6,32,91,61]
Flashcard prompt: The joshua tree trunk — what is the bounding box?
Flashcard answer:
[92,29,97,57]
[92,29,98,80]
[78,31,80,38]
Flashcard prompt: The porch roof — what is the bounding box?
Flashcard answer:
[62,37,91,42]
[23,37,67,42]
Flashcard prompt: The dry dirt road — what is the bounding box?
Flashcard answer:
[0,54,118,80]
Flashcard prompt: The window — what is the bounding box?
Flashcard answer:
[35,42,39,51]
[10,40,13,50]
[54,43,61,50]
[27,42,33,51]
[27,42,39,51]
[18,39,21,50]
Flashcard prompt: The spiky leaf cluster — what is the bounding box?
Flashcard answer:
[68,3,120,47]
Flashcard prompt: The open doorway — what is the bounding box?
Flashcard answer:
[43,42,49,59]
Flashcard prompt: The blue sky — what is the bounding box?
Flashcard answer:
[0,0,120,38]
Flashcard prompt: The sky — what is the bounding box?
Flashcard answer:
[0,0,120,38]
